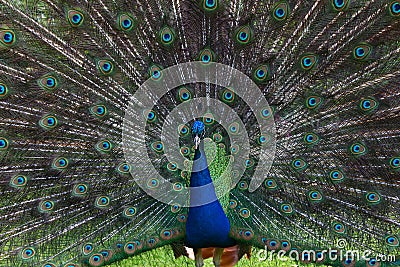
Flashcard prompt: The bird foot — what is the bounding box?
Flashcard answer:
[213,248,224,267]
[195,248,204,267]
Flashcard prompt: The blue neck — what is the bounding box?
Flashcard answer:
[184,143,236,248]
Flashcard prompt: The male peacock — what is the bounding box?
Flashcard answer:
[0,0,400,267]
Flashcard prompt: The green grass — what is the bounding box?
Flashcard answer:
[108,246,327,267]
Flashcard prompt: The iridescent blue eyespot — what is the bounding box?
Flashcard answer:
[350,142,367,156]
[52,157,69,169]
[385,235,399,247]
[366,192,381,204]
[272,1,290,21]
[39,200,55,213]
[0,137,9,150]
[118,14,136,31]
[97,60,114,75]
[160,26,175,45]
[67,10,84,27]
[38,74,59,91]
[235,25,252,45]
[72,183,88,196]
[95,196,110,208]
[332,0,350,11]
[332,222,346,234]
[0,82,8,98]
[96,139,113,153]
[300,54,317,70]
[353,43,372,60]
[389,157,400,169]
[390,1,400,16]
[0,29,16,47]
[20,247,35,260]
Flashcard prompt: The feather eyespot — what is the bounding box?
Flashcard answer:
[264,178,278,190]
[149,64,163,80]
[90,104,108,118]
[39,115,58,129]
[229,199,238,209]
[385,235,399,247]
[97,60,114,75]
[359,97,378,112]
[266,239,280,250]
[89,254,104,266]
[238,181,248,190]
[366,258,380,267]
[39,200,55,213]
[167,162,178,172]
[72,184,88,196]
[147,178,160,189]
[38,74,59,91]
[0,82,9,99]
[253,64,271,83]
[82,243,94,255]
[229,122,240,134]
[178,87,192,102]
[272,1,290,21]
[52,157,69,169]
[123,207,137,218]
[353,43,372,60]
[221,88,235,103]
[239,208,251,218]
[202,0,219,12]
[10,175,28,188]
[203,113,214,125]
[280,203,294,214]
[177,214,187,222]
[308,190,323,202]
[330,169,345,183]
[304,132,319,145]
[245,158,254,168]
[144,109,157,122]
[124,242,136,255]
[331,0,350,11]
[117,162,131,174]
[300,54,318,70]
[212,133,223,143]
[280,240,291,251]
[20,247,35,260]
[365,192,381,204]
[350,142,367,156]
[0,29,16,47]
[292,158,307,171]
[389,1,400,16]
[151,141,164,153]
[306,96,322,109]
[170,203,181,213]
[96,139,113,153]
[159,26,175,46]
[178,125,190,137]
[67,9,84,27]
[198,48,215,64]
[332,222,346,234]
[173,182,183,191]
[118,13,136,31]
[0,137,9,151]
[234,25,253,45]
[43,263,56,267]
[389,157,400,169]
[95,196,110,208]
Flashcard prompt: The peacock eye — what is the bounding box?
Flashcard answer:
[67,10,84,27]
[118,14,136,31]
[390,1,400,16]
[0,29,16,47]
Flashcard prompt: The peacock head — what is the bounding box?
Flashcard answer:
[192,120,205,149]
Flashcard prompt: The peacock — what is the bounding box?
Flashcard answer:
[0,0,399,267]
